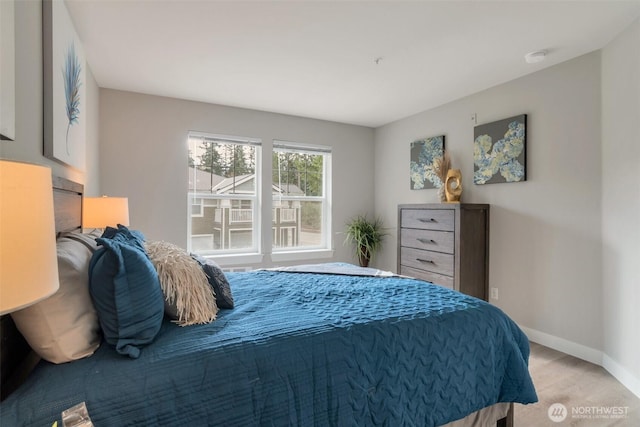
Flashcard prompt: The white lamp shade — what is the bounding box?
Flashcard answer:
[82,197,129,229]
[0,160,60,315]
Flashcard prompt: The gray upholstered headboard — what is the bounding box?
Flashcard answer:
[0,176,83,400]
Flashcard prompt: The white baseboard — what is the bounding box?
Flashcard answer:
[519,325,640,399]
[519,326,603,365]
[602,354,640,399]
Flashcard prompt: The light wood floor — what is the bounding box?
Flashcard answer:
[515,342,640,426]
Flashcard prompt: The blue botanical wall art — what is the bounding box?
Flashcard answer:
[43,0,86,171]
[64,42,82,155]
[410,135,445,189]
[473,115,526,184]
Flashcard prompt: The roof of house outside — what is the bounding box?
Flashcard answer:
[212,174,255,195]
[212,174,305,196]
[190,169,306,196]
[188,167,225,192]
[273,182,304,196]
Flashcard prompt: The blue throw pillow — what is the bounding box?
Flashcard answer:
[101,224,146,249]
[191,254,234,309]
[89,232,164,359]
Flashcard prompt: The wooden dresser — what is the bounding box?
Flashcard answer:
[397,203,490,301]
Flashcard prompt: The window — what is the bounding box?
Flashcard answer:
[187,132,261,255]
[187,133,332,261]
[272,141,331,253]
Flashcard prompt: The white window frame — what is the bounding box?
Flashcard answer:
[271,140,332,260]
[190,196,204,217]
[187,132,262,261]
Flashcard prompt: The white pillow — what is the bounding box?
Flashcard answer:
[11,232,102,364]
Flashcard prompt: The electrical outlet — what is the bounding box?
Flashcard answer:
[490,287,499,300]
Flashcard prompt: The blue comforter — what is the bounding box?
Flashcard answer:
[1,270,537,426]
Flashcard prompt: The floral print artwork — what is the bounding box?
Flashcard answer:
[410,136,444,190]
[474,115,526,184]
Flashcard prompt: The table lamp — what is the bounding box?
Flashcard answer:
[82,196,130,230]
[0,160,60,315]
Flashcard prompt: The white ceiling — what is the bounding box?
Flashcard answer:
[66,0,640,128]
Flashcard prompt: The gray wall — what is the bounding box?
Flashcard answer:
[374,53,603,353]
[99,89,374,266]
[601,19,640,396]
[0,0,100,195]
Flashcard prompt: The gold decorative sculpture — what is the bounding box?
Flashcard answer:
[435,152,451,203]
[445,169,462,202]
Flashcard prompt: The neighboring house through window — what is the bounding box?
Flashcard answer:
[188,132,261,255]
[272,140,331,253]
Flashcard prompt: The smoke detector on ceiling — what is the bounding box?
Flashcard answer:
[525,50,547,64]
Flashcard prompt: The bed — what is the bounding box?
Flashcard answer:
[0,177,537,426]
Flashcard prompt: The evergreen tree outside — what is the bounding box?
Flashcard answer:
[272,151,323,196]
[197,142,255,178]
[230,144,253,177]
[197,143,224,175]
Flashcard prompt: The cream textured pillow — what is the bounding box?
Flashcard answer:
[145,241,218,326]
[11,232,102,364]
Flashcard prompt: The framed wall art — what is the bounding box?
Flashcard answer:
[0,0,15,141]
[43,0,86,171]
[473,114,526,184]
[410,135,445,190]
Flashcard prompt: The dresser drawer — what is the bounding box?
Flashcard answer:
[400,228,454,254]
[400,266,454,289]
[400,247,454,277]
[401,209,454,231]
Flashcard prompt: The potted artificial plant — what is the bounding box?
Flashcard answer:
[344,215,386,267]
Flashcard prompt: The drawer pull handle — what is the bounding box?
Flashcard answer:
[418,218,436,223]
[417,238,436,244]
[417,258,434,264]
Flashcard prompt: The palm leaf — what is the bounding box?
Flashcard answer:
[63,42,82,154]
